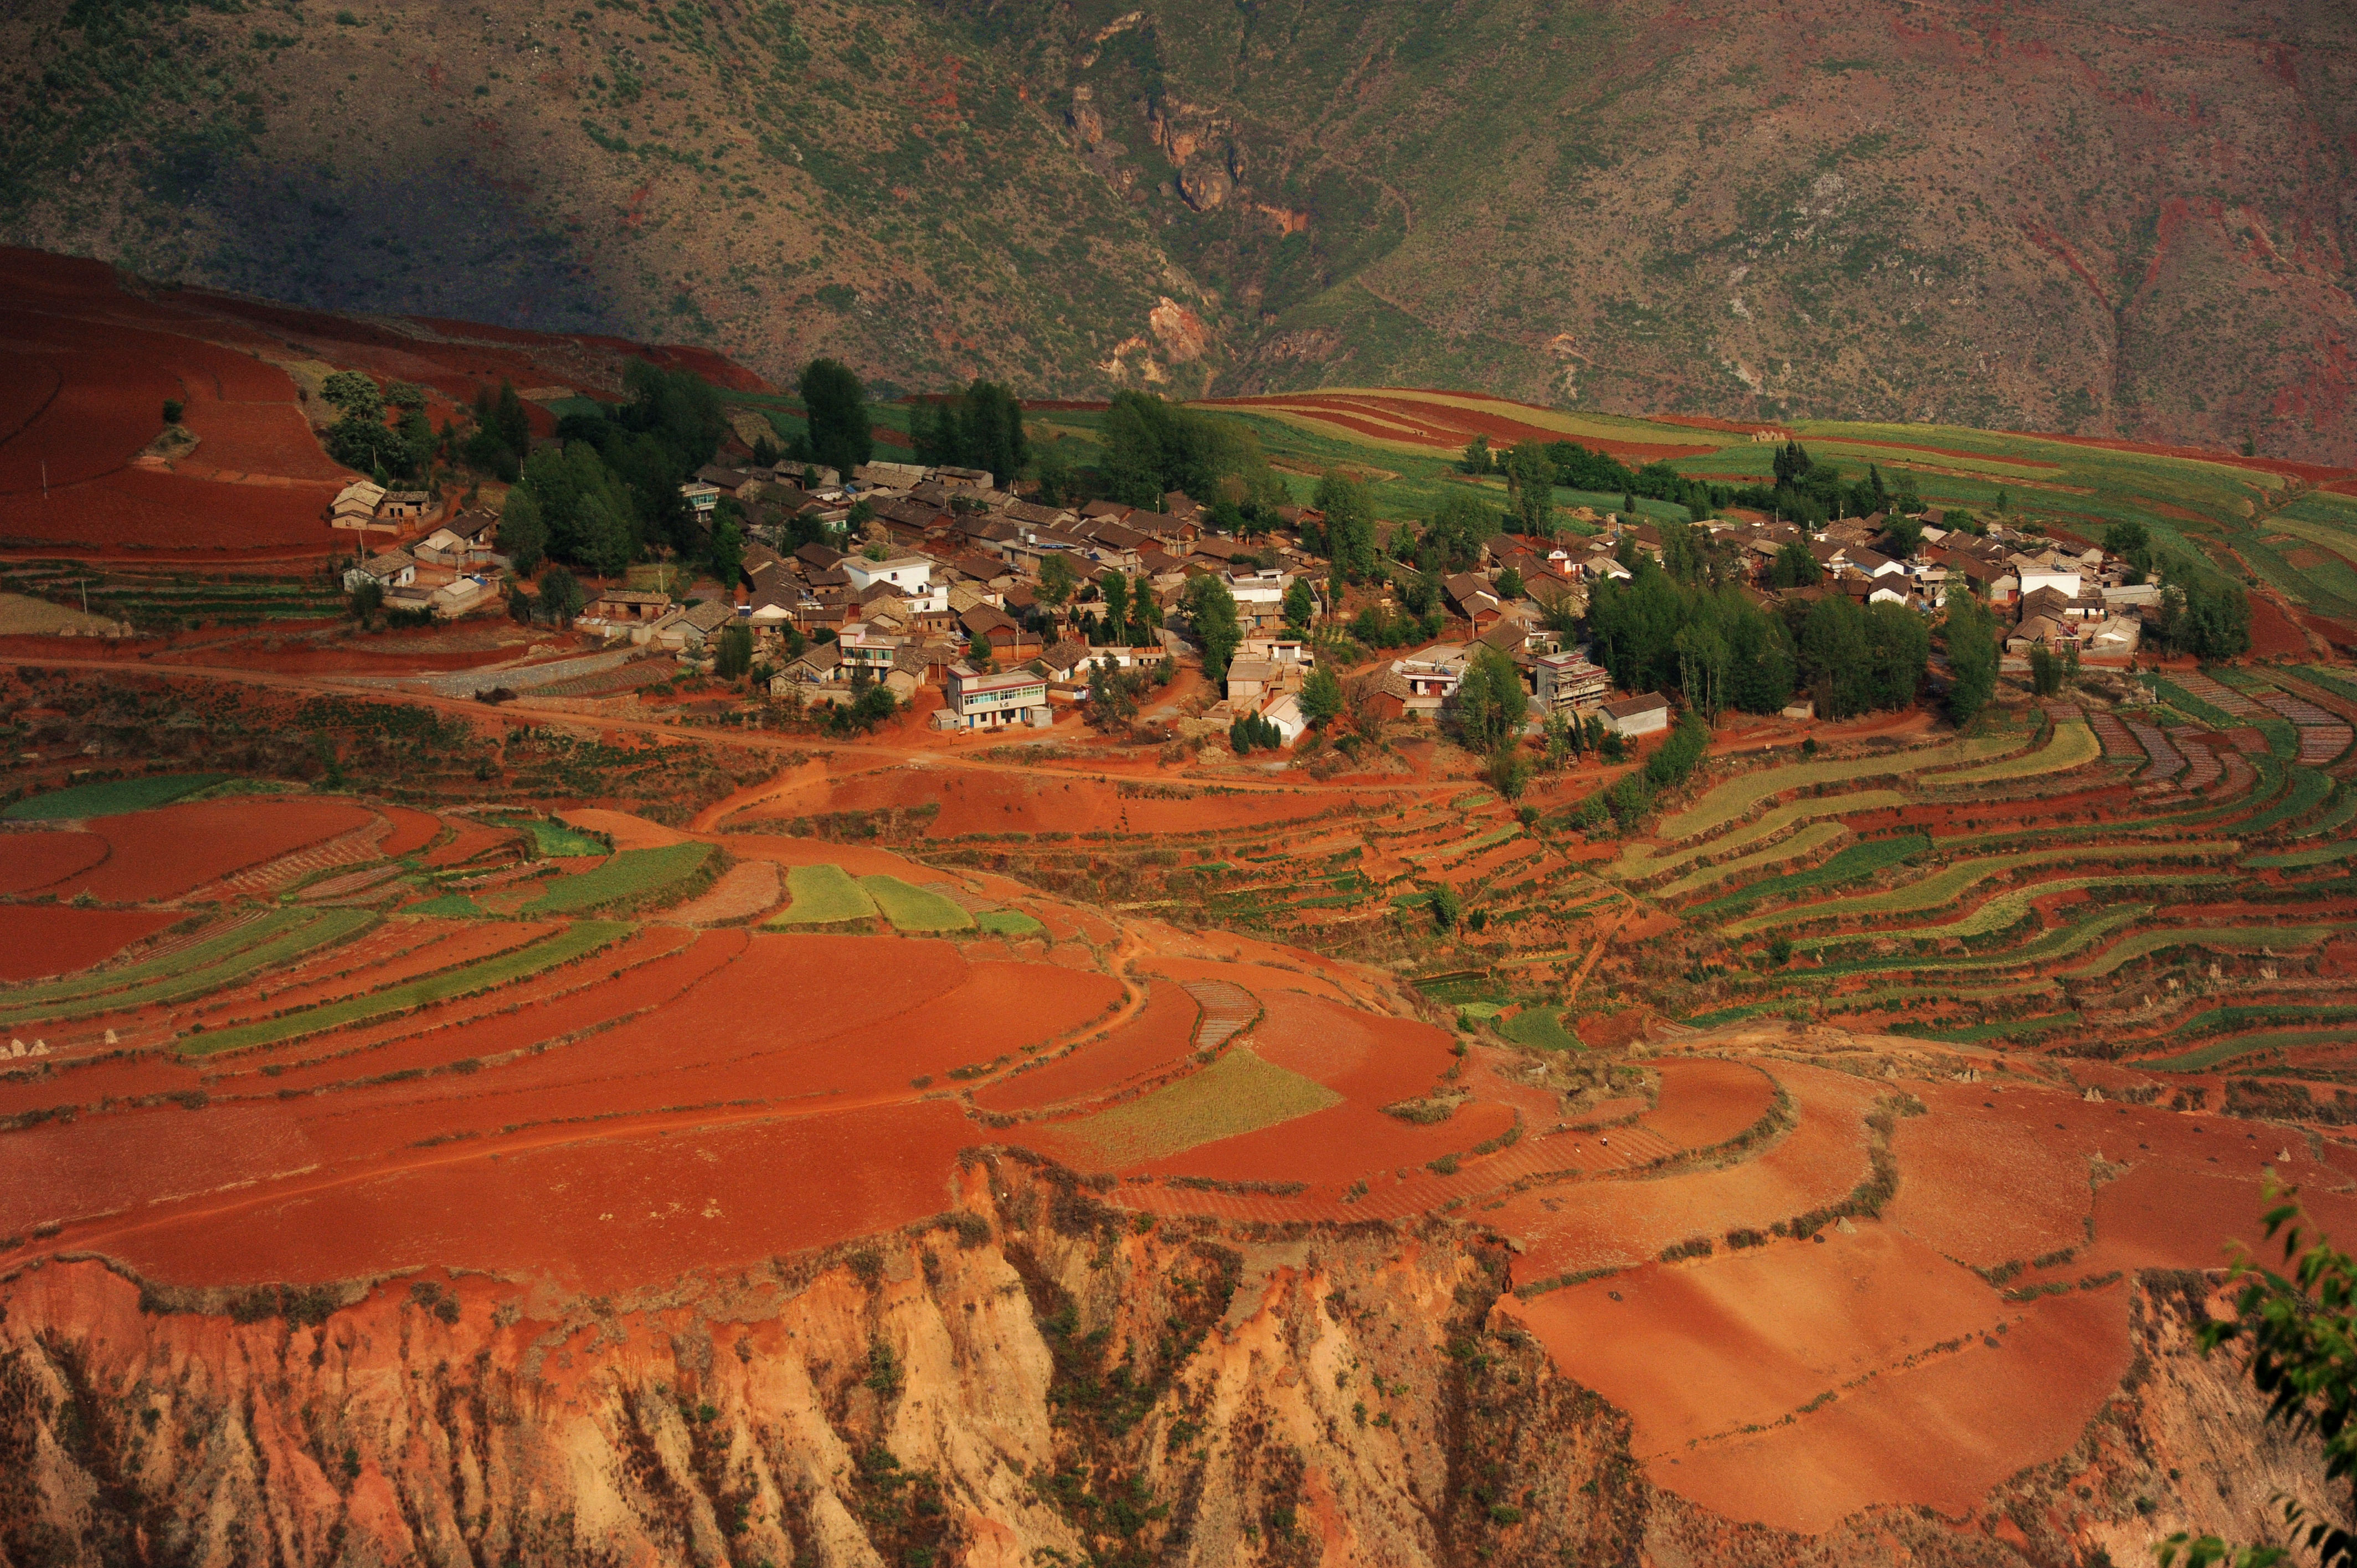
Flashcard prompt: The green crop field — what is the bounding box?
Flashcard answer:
[403,894,487,918]
[1898,1013,2082,1045]
[770,863,880,925]
[497,817,612,858]
[1681,835,1932,921]
[1501,1008,1582,1051]
[2066,924,2346,979]
[1648,822,1851,901]
[1726,843,2239,937]
[1618,791,1903,883]
[5,773,229,820]
[1,910,377,1027]
[524,842,713,917]
[1054,1046,1342,1164]
[1811,905,2152,979]
[862,876,977,932]
[1654,735,2018,844]
[1797,873,2234,953]
[1926,721,2101,786]
[975,909,1047,937]
[2235,767,2335,837]
[178,921,631,1058]
[2140,1028,2357,1074]
[2289,787,2357,841]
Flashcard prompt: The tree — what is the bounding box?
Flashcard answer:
[1460,435,1493,474]
[321,370,383,420]
[500,488,548,575]
[713,623,754,680]
[2160,1187,2357,1568]
[2154,555,2252,661]
[1488,747,1532,801]
[1100,574,1131,645]
[162,399,183,425]
[708,513,744,587]
[348,576,384,618]
[326,413,411,476]
[1128,572,1163,648]
[2027,643,2063,697]
[1099,391,1263,508]
[958,379,1028,483]
[537,565,584,626]
[1943,595,2000,726]
[1769,540,1823,589]
[1453,647,1527,755]
[1283,578,1316,631]
[799,359,874,477]
[1504,442,1554,536]
[1880,513,1924,560]
[1418,493,1491,574]
[1773,441,1814,488]
[1315,471,1378,581]
[1184,573,1242,680]
[752,434,779,468]
[1038,553,1078,617]
[1429,884,1461,931]
[1087,658,1146,730]
[2104,520,2153,585]
[1229,711,1281,752]
[1301,665,1344,728]
[1496,566,1525,600]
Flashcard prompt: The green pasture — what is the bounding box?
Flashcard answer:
[975,909,1047,937]
[498,816,612,858]
[862,876,976,932]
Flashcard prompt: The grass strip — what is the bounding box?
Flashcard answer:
[1655,736,2016,843]
[1798,874,2233,952]
[1649,822,1850,900]
[497,816,611,858]
[975,909,1046,937]
[1055,1046,1341,1164]
[403,894,487,917]
[1809,905,2152,979]
[1725,842,2238,938]
[2064,923,2344,979]
[1892,1013,2080,1044]
[1500,1009,1583,1051]
[1,910,377,1027]
[2291,786,2357,842]
[524,842,713,916]
[2236,766,2334,837]
[4,773,229,821]
[1618,791,1902,883]
[1926,721,2102,786]
[178,920,630,1057]
[862,875,976,932]
[769,863,879,924]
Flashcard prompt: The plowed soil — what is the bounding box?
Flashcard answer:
[44,800,377,902]
[374,806,444,857]
[0,829,107,895]
[0,904,178,981]
[972,981,1200,1112]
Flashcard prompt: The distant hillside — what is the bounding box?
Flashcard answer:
[4,0,2353,461]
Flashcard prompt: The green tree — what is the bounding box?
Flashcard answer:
[959,378,1029,483]
[708,513,745,587]
[1315,471,1378,581]
[1488,747,1532,801]
[1880,513,1924,559]
[1452,647,1527,754]
[2104,520,2153,585]
[2155,555,2252,660]
[1419,493,1491,573]
[1038,552,1078,617]
[1429,884,1462,931]
[1460,435,1493,474]
[500,488,547,575]
[1769,540,1823,588]
[1184,573,1243,681]
[321,370,383,420]
[1100,574,1130,645]
[1943,594,2000,725]
[1301,664,1344,728]
[713,622,754,680]
[799,358,874,477]
[2161,1187,2357,1568]
[1128,572,1163,648]
[162,398,183,425]
[2027,643,2062,697]
[347,576,383,618]
[1496,566,1525,600]
[1504,442,1554,536]
[537,565,584,626]
[1283,578,1316,631]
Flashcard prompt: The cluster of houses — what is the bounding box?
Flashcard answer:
[341,502,503,620]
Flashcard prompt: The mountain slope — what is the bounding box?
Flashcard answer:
[3,0,2352,460]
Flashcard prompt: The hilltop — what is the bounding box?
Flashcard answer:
[4,0,2353,460]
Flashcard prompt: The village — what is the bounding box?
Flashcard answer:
[326,441,2160,752]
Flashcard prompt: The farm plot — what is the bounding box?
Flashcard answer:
[770,863,880,924]
[1723,842,2239,938]
[862,876,976,932]
[42,800,379,904]
[1619,792,1903,885]
[1654,737,2016,844]
[660,859,780,925]
[2065,923,2345,978]
[176,920,631,1057]
[1681,835,1932,921]
[3,773,228,821]
[1645,821,1852,900]
[973,982,1202,1112]
[1921,720,2100,786]
[2087,710,2139,759]
[1042,1046,1342,1165]
[2123,720,2186,781]
[2174,672,2264,719]
[0,909,375,1028]
[0,829,108,895]
[522,842,712,916]
[0,905,180,982]
[976,909,1047,937]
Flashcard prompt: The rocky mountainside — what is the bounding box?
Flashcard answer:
[0,1156,2334,1567]
[2,0,2352,459]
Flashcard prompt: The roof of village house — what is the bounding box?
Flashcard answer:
[786,642,843,676]
[594,588,671,606]
[1601,693,1671,720]
[1079,500,1133,520]
[961,603,1019,636]
[1041,637,1089,673]
[1226,658,1278,685]
[356,550,415,577]
[795,541,844,569]
[680,600,737,632]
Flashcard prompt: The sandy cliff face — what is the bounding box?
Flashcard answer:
[0,1157,2333,1568]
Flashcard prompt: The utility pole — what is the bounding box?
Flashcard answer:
[41,460,48,501]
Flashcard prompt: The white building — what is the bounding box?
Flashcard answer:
[1599,693,1672,737]
[842,554,947,613]
[939,662,1052,731]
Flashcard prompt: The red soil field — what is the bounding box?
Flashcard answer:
[2246,591,2313,658]
[1120,1092,1518,1187]
[0,465,337,554]
[1202,390,1716,464]
[374,806,444,857]
[74,1097,977,1293]
[1250,990,1457,1103]
[972,981,1200,1112]
[420,821,519,868]
[0,829,107,895]
[1660,1286,2133,1534]
[188,920,550,1028]
[0,904,177,981]
[1499,1064,1885,1285]
[1636,1059,1779,1148]
[560,808,687,850]
[45,800,377,902]
[1509,1226,2006,1456]
[742,765,1346,842]
[0,1101,322,1234]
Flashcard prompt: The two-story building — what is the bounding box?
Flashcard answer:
[841,554,947,613]
[938,662,1053,732]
